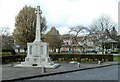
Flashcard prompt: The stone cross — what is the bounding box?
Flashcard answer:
[34,6,42,42]
[14,6,60,68]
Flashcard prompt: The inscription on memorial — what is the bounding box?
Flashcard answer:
[42,58,45,62]
[41,46,43,55]
[34,58,37,62]
[30,46,32,54]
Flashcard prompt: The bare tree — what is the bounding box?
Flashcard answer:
[1,27,10,36]
[69,25,91,53]
[90,15,116,37]
[90,15,117,54]
[0,27,14,50]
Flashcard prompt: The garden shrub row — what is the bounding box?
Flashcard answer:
[1,54,113,64]
[111,51,119,54]
[2,49,16,55]
[2,55,26,64]
[49,54,113,62]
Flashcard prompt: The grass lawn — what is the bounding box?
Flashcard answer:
[113,55,120,62]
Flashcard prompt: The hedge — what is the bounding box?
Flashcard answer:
[2,49,16,55]
[1,54,113,64]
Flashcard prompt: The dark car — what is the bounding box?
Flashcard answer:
[82,49,97,53]
[91,50,97,53]
[61,50,74,53]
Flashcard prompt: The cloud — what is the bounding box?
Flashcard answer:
[42,0,118,27]
[0,0,118,35]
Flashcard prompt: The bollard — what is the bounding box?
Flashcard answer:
[42,66,45,73]
[77,62,80,68]
[98,60,101,65]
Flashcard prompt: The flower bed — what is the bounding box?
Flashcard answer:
[1,54,113,64]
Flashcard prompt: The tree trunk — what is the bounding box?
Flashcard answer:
[102,43,104,55]
[24,48,27,53]
[18,48,20,54]
[58,48,61,53]
[53,48,56,52]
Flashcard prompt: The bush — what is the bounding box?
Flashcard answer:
[2,49,16,55]
[111,51,119,54]
[2,55,26,64]
[1,53,113,64]
[1,52,12,56]
[49,54,113,62]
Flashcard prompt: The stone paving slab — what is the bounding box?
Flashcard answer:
[1,62,119,81]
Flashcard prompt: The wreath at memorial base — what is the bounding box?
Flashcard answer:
[32,64,38,66]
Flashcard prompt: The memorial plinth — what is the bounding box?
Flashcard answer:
[14,6,59,68]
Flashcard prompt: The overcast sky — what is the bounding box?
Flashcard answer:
[0,0,119,35]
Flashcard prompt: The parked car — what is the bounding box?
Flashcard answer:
[61,50,74,53]
[82,49,97,53]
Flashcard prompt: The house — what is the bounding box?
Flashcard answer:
[61,34,98,52]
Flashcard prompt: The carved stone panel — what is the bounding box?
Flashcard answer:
[30,46,32,54]
[41,45,43,55]
[41,58,45,62]
[34,58,37,62]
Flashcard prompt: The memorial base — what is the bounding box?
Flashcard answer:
[14,41,60,68]
[14,62,60,68]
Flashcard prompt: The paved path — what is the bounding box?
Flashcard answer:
[27,65,119,81]
[2,62,119,81]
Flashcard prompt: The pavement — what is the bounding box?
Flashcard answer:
[1,61,120,81]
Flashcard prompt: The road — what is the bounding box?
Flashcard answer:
[24,64,119,81]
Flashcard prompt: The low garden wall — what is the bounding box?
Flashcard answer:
[1,54,113,64]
